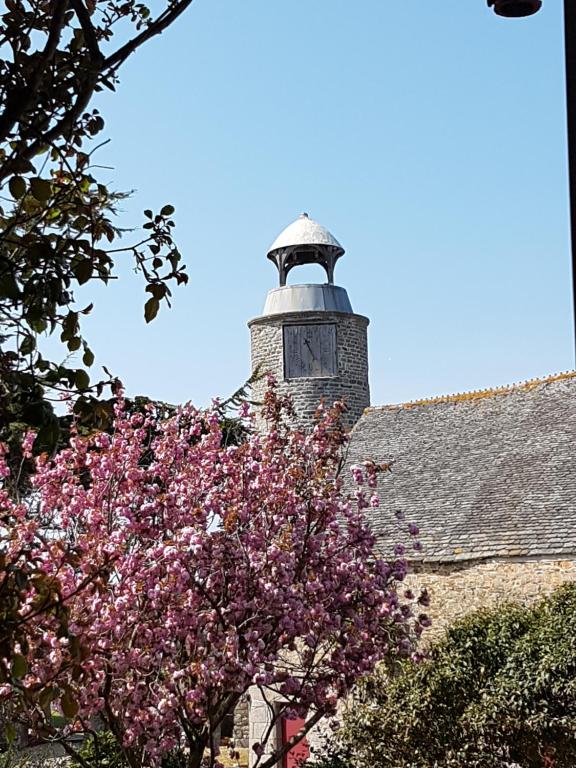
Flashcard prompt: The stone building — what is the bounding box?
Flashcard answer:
[244,214,576,764]
[248,213,369,429]
[347,371,576,639]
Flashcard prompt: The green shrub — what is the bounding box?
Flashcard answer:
[323,584,576,768]
[306,737,351,768]
[72,731,128,768]
[71,731,188,768]
[159,749,188,768]
[0,749,29,768]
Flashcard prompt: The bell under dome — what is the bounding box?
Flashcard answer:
[267,213,345,286]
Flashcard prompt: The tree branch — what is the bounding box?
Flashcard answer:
[0,53,103,183]
[0,0,70,142]
[258,708,326,768]
[103,0,196,72]
[70,0,102,61]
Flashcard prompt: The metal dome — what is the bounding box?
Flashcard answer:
[267,213,345,287]
[267,213,344,255]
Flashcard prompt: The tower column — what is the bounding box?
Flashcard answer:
[249,214,371,430]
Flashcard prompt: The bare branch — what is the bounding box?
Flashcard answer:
[104,0,196,72]
[259,708,326,768]
[70,0,102,61]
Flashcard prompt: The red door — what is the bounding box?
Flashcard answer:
[281,717,309,768]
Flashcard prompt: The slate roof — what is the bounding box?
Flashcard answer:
[346,372,576,563]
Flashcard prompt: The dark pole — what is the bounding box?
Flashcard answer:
[490,0,576,360]
[564,0,576,360]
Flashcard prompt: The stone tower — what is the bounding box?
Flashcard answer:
[248,213,370,428]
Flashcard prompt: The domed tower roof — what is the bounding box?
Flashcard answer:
[268,213,344,253]
[267,213,345,286]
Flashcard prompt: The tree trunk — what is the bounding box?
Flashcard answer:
[186,734,208,768]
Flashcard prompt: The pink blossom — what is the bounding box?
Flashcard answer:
[0,386,423,768]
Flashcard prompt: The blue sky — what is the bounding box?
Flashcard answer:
[73,0,573,407]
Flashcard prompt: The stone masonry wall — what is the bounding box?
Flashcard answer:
[404,556,576,641]
[249,311,370,429]
[246,686,325,768]
[245,558,576,764]
[232,695,249,747]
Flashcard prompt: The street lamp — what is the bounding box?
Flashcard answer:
[487,0,576,360]
[488,0,541,16]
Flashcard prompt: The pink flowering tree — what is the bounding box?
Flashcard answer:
[0,387,426,768]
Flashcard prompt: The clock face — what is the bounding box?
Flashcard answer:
[283,323,337,379]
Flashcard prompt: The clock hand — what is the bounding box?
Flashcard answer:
[304,338,317,361]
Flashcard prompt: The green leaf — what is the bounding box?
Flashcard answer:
[74,369,90,390]
[29,177,52,202]
[160,204,175,217]
[67,337,82,352]
[83,348,95,367]
[22,400,53,428]
[144,209,153,218]
[35,419,60,454]
[11,654,28,679]
[20,334,36,355]
[9,175,26,199]
[61,311,79,342]
[11,158,35,174]
[146,283,166,300]
[0,274,20,299]
[60,689,79,718]
[4,722,16,746]
[73,259,93,285]
[73,215,89,231]
[38,686,56,710]
[28,317,47,333]
[144,297,160,323]
[101,77,116,92]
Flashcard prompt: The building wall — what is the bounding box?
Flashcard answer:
[245,557,576,764]
[249,310,370,429]
[247,687,325,768]
[404,556,576,640]
[232,696,249,748]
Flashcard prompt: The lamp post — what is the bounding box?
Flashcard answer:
[488,0,576,360]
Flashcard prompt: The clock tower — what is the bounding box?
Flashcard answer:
[248,214,370,428]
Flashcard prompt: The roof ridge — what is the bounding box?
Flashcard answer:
[365,370,576,413]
